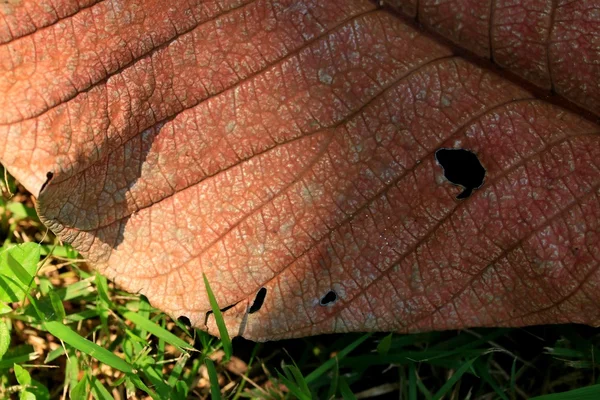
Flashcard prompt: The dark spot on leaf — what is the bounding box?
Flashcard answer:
[320,290,337,306]
[220,303,237,313]
[177,315,191,327]
[435,148,485,199]
[204,302,238,325]
[40,171,54,192]
[249,287,267,314]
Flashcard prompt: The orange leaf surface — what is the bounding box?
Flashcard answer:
[1,0,599,341]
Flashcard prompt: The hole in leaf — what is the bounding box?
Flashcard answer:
[40,171,54,192]
[249,287,267,314]
[177,315,191,327]
[204,302,238,325]
[435,148,485,199]
[320,290,337,306]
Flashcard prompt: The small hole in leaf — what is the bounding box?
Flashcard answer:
[435,148,485,199]
[220,303,236,313]
[203,302,238,325]
[320,290,337,306]
[249,287,267,314]
[40,171,54,192]
[177,315,191,327]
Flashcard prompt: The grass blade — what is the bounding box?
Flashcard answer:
[306,333,371,383]
[339,376,357,400]
[408,362,417,400]
[70,372,88,399]
[0,319,9,359]
[530,384,600,400]
[202,273,232,360]
[90,376,115,400]
[205,358,222,400]
[377,333,393,356]
[277,366,311,400]
[167,354,189,387]
[120,309,194,352]
[510,356,517,399]
[44,320,134,373]
[48,290,66,321]
[0,352,39,369]
[416,377,433,400]
[474,358,509,400]
[431,358,476,400]
[129,373,161,400]
[283,361,310,396]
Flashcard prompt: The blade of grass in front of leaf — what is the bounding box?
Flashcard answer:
[431,358,476,400]
[205,358,222,400]
[202,273,232,360]
[530,384,600,400]
[120,309,194,352]
[305,333,371,383]
[43,320,134,373]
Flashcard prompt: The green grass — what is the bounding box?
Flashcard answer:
[1,167,599,399]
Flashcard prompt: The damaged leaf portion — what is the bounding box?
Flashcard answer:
[0,0,599,341]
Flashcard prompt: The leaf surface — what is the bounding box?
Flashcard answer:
[0,0,599,340]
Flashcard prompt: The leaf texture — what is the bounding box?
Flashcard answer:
[0,0,599,341]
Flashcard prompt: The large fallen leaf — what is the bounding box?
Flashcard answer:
[0,0,599,341]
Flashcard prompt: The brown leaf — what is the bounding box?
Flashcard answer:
[1,0,599,341]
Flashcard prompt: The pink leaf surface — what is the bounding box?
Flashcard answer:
[0,0,599,341]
